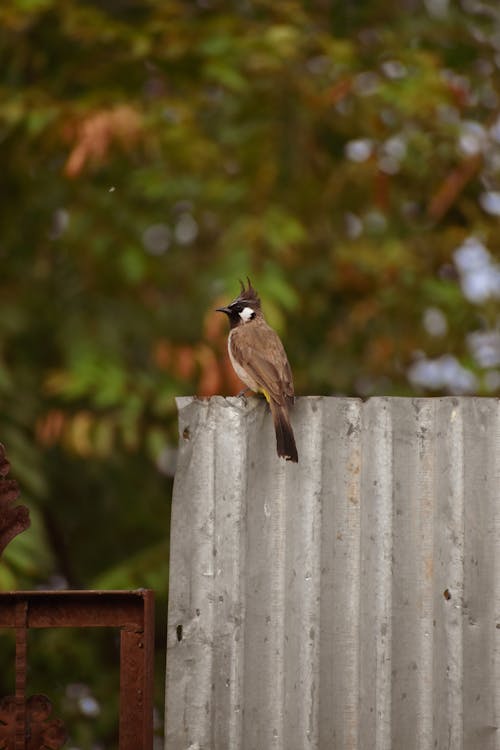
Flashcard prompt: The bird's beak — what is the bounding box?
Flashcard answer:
[215,306,231,314]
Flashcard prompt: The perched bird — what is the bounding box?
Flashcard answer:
[216,279,298,463]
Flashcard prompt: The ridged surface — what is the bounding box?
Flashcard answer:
[165,397,500,750]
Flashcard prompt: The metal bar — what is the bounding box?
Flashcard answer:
[119,591,154,750]
[0,589,155,750]
[14,601,27,750]
[0,590,146,628]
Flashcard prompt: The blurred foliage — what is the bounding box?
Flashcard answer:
[2,0,500,746]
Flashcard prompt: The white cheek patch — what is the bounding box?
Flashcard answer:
[239,306,255,322]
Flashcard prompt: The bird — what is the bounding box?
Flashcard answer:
[216,278,298,463]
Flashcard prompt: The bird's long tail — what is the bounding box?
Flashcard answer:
[269,401,298,463]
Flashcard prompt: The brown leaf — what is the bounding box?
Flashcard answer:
[427,154,481,222]
[36,409,66,446]
[152,339,173,371]
[174,346,196,380]
[63,105,143,178]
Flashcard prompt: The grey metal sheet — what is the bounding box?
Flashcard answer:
[165,396,500,750]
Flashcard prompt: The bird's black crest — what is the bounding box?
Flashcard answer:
[236,277,261,307]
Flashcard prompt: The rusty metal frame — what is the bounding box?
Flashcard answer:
[0,589,154,750]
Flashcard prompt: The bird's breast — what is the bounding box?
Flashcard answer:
[228,329,259,391]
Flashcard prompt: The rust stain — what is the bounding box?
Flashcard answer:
[0,443,30,557]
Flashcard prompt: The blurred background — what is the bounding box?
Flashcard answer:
[2,0,500,746]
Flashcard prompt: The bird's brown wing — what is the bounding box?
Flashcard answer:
[231,319,295,404]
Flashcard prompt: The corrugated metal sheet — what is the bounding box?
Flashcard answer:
[165,396,500,750]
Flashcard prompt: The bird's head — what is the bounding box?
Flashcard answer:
[216,278,261,328]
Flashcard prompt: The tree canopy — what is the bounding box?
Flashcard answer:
[2,0,500,745]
